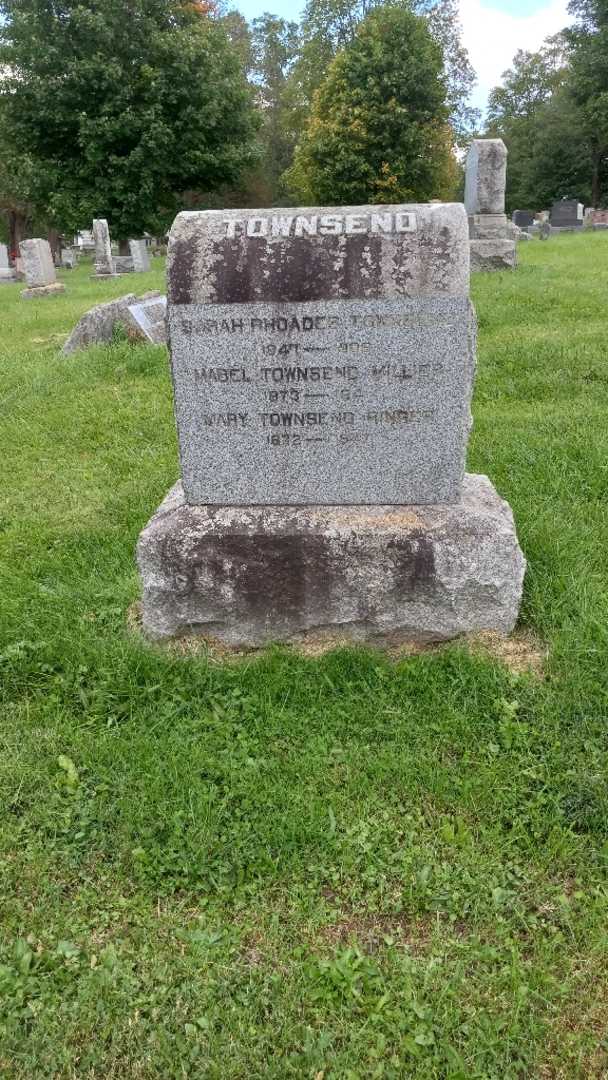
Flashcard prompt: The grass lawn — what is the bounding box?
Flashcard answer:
[1,238,608,1078]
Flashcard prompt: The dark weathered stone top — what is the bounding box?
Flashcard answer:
[167,204,470,306]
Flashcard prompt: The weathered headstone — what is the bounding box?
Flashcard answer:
[137,204,525,646]
[19,239,65,298]
[61,248,78,269]
[126,294,166,343]
[113,255,134,274]
[465,139,516,272]
[62,291,164,354]
[0,243,16,282]
[129,239,151,273]
[92,219,116,277]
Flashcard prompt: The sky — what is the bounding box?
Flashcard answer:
[234,0,571,115]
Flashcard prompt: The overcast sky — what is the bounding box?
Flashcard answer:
[235,0,572,114]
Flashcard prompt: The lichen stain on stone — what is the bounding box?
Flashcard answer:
[386,531,438,597]
[208,235,389,303]
[184,533,339,620]
[168,235,199,305]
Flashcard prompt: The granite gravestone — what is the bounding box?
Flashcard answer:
[550,200,583,229]
[19,239,65,298]
[137,203,525,646]
[465,139,516,272]
[512,210,535,230]
[0,243,16,282]
[92,219,116,277]
[129,239,151,273]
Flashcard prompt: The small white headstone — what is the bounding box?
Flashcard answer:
[129,239,151,273]
[127,295,167,343]
[92,219,115,276]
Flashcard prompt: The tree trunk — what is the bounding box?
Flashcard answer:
[118,239,130,255]
[48,228,61,264]
[8,209,29,262]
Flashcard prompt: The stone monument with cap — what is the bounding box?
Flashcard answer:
[137,203,525,646]
[465,139,517,271]
[19,238,65,298]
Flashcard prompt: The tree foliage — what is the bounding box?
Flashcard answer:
[0,0,259,238]
[286,6,456,205]
[287,0,477,149]
[487,10,608,210]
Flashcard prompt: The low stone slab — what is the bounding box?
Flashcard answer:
[21,282,66,300]
[62,292,164,354]
[137,473,526,646]
[125,295,167,344]
[470,240,516,273]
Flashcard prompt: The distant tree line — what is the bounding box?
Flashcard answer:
[0,0,476,246]
[486,0,608,211]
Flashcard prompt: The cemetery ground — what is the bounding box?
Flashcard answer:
[0,236,607,1079]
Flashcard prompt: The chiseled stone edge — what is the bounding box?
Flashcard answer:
[137,473,526,646]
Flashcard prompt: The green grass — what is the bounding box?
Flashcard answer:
[1,238,608,1077]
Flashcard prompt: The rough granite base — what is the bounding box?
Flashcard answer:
[137,474,526,646]
[21,282,66,299]
[470,240,517,272]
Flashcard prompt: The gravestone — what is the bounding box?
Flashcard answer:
[137,204,525,646]
[62,291,164,354]
[61,248,78,269]
[92,219,116,277]
[19,239,65,298]
[512,210,535,230]
[0,243,16,282]
[129,239,151,273]
[465,139,516,272]
[113,255,134,274]
[550,200,583,229]
[126,294,166,343]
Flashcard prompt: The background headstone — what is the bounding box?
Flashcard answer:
[92,219,115,276]
[512,210,535,230]
[550,200,583,229]
[129,239,151,273]
[19,239,65,298]
[113,255,134,274]
[61,248,78,269]
[0,242,16,282]
[465,139,516,272]
[465,139,508,216]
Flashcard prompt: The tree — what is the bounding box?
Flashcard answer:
[285,6,455,205]
[566,0,608,204]
[250,13,300,202]
[0,0,259,240]
[486,38,573,211]
[285,0,477,150]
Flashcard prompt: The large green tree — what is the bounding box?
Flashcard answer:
[285,0,477,150]
[566,0,608,204]
[486,38,575,211]
[250,13,300,203]
[0,0,259,239]
[286,5,455,205]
